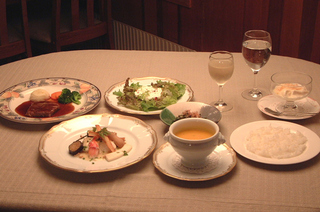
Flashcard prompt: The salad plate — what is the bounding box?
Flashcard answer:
[230,120,320,165]
[0,77,101,124]
[104,77,194,115]
[258,95,319,120]
[39,113,157,173]
[153,143,236,181]
[160,102,221,125]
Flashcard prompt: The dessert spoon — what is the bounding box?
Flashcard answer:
[264,107,318,116]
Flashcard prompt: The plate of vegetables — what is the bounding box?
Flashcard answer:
[105,77,194,115]
[39,113,157,173]
[0,77,101,124]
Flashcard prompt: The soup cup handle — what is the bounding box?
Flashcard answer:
[217,132,226,145]
[163,132,170,142]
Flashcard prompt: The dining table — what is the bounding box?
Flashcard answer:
[0,50,319,212]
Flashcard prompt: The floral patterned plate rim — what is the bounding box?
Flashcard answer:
[0,77,101,124]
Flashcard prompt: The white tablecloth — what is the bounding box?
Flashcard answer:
[0,50,319,212]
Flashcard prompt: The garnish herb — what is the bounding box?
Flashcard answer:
[98,127,110,138]
[123,150,128,156]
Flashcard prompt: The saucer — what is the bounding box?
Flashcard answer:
[172,151,220,174]
[257,95,320,120]
[153,143,236,181]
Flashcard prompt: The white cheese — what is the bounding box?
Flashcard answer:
[134,86,162,100]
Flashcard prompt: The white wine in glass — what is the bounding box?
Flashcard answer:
[242,30,272,100]
[208,51,234,112]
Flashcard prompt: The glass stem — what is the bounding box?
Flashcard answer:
[252,70,259,93]
[284,101,297,110]
[218,85,224,103]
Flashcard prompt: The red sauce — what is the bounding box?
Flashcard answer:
[15,100,75,118]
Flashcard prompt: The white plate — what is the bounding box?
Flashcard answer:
[0,77,101,124]
[105,77,194,115]
[258,95,320,120]
[153,143,236,181]
[160,102,222,125]
[39,113,157,173]
[230,120,320,165]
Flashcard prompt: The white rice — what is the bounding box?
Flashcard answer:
[30,89,50,102]
[246,125,307,159]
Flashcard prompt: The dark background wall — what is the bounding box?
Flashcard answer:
[112,0,320,64]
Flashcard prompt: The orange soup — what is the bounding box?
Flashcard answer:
[175,128,215,140]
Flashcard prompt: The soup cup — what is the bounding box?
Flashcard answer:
[163,118,225,168]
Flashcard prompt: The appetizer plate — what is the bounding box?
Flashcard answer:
[104,77,194,115]
[258,95,320,120]
[230,120,320,165]
[39,113,157,173]
[160,102,221,125]
[153,143,236,181]
[0,77,101,124]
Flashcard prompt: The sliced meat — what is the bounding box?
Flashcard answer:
[25,101,60,117]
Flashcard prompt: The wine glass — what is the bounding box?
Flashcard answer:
[242,30,272,100]
[208,51,234,112]
[270,71,312,116]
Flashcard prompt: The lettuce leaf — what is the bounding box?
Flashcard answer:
[113,79,186,112]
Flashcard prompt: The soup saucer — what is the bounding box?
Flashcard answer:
[153,143,236,181]
[257,95,319,120]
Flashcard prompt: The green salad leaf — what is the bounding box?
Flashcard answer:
[58,88,82,105]
[113,78,186,112]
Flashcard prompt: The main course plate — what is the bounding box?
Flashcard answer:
[0,77,101,124]
[39,113,157,173]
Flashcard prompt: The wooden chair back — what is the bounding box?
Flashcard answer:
[30,0,114,52]
[0,0,32,60]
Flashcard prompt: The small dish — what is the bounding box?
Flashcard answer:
[258,95,319,120]
[160,102,222,125]
[0,77,101,124]
[153,142,236,181]
[230,120,320,165]
[39,113,157,173]
[104,77,194,115]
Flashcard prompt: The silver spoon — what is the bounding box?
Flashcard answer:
[264,107,318,116]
